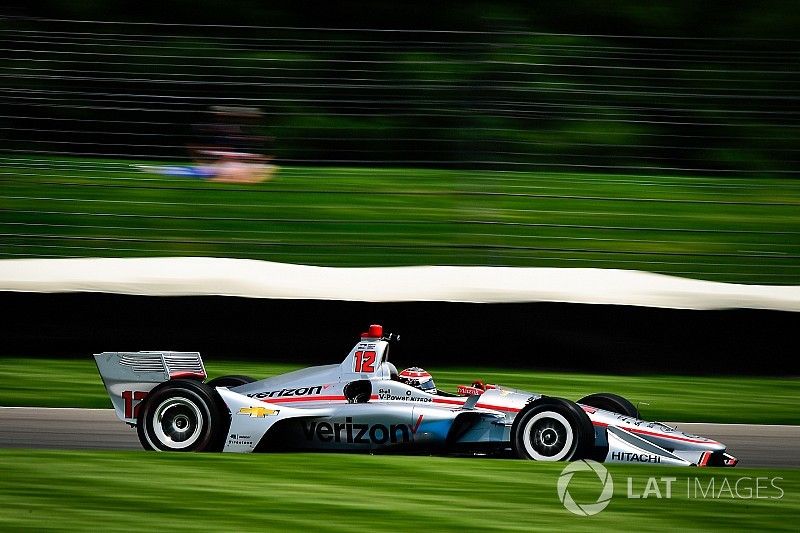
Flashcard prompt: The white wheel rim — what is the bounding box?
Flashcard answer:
[151,397,204,450]
[522,411,575,461]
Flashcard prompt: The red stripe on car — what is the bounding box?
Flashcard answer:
[260,395,347,404]
[628,427,719,445]
[170,371,207,380]
[592,421,719,445]
[698,451,712,467]
[432,398,466,406]
[475,403,520,413]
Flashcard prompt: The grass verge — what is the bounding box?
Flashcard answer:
[0,358,796,424]
[0,449,795,532]
[2,158,800,284]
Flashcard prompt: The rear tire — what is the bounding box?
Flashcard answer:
[137,380,224,452]
[205,375,255,388]
[511,397,595,461]
[577,392,640,418]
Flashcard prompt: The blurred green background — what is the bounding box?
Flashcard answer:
[4,1,800,171]
[1,8,798,531]
[2,162,799,283]
[1,1,799,282]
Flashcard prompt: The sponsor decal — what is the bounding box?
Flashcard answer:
[614,413,646,426]
[610,416,710,442]
[238,406,280,417]
[611,451,662,464]
[301,415,423,445]
[247,386,323,399]
[457,385,483,396]
[228,433,254,446]
[377,388,432,402]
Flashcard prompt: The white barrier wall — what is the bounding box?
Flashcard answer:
[0,257,798,312]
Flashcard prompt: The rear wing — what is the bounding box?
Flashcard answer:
[94,351,206,423]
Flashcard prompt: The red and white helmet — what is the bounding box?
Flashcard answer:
[399,367,437,394]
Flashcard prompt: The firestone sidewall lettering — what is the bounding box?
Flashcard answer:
[301,417,421,445]
[247,386,323,399]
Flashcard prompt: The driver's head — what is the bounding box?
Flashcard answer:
[399,367,437,394]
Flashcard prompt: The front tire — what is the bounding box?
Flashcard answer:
[137,380,224,452]
[577,392,640,418]
[511,397,595,461]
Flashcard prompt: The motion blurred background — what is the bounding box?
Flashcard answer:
[1,7,799,533]
[1,1,799,284]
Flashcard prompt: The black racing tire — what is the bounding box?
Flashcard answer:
[205,375,255,388]
[511,397,595,461]
[577,392,640,419]
[137,379,225,452]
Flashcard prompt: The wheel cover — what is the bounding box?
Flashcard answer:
[522,411,575,461]
[151,397,204,450]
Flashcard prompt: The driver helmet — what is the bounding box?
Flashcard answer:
[399,367,437,394]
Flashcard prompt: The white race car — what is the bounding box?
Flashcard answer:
[95,324,737,466]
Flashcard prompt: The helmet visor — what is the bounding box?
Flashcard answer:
[418,379,436,392]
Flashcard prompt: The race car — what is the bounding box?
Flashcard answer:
[94,324,737,466]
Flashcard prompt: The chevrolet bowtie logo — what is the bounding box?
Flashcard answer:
[238,406,280,418]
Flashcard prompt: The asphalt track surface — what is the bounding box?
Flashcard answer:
[0,407,797,468]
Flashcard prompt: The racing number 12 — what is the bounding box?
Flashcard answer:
[122,390,148,418]
[354,350,377,373]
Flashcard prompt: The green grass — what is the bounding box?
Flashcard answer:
[1,358,797,424]
[2,156,800,284]
[0,449,796,532]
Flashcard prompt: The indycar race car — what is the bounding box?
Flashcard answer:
[94,324,737,466]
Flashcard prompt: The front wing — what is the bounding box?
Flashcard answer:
[602,425,736,466]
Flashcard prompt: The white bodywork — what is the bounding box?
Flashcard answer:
[94,331,737,466]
